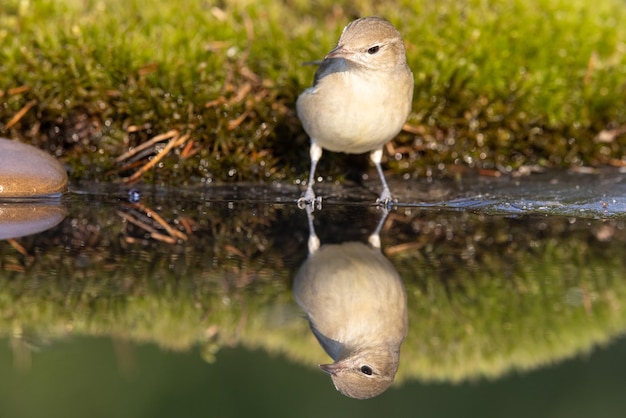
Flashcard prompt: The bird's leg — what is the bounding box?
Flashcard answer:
[370,148,393,205]
[368,206,390,249]
[298,142,323,207]
[305,202,321,255]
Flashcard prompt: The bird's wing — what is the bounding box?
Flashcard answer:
[312,58,349,86]
[309,321,342,361]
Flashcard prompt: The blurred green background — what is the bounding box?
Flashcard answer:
[1,335,625,418]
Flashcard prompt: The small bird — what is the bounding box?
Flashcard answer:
[293,207,408,399]
[296,17,414,204]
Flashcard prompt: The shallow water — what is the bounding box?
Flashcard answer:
[1,170,626,417]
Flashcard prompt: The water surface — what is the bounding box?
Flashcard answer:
[1,170,626,417]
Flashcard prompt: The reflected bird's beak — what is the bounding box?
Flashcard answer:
[319,363,345,375]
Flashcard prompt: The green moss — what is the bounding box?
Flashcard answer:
[1,0,626,184]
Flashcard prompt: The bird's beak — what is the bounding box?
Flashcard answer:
[325,44,351,60]
[319,362,346,375]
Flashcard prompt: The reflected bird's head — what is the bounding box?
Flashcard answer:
[319,347,401,399]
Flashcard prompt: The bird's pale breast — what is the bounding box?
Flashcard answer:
[296,67,413,155]
[293,242,408,351]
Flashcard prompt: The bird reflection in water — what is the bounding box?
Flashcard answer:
[293,207,408,399]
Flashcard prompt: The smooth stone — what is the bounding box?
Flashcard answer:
[0,138,68,197]
[0,203,66,239]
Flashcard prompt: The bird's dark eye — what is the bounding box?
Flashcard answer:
[367,45,380,54]
[360,365,373,375]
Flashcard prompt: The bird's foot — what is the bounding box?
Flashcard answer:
[376,188,394,209]
[297,189,322,210]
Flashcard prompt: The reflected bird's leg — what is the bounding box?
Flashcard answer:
[370,148,393,206]
[298,143,323,207]
[305,203,321,255]
[368,206,390,249]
